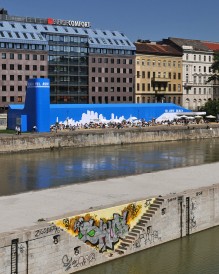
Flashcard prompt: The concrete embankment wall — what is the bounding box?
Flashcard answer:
[1,124,219,153]
[1,184,219,274]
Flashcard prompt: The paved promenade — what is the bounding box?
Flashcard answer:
[0,162,219,234]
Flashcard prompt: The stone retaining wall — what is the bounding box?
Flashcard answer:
[0,124,219,153]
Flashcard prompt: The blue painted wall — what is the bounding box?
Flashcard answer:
[8,78,190,132]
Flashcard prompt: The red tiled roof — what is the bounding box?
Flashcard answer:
[134,42,182,56]
[203,41,219,51]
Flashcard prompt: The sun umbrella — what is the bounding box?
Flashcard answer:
[206,115,216,119]
[195,115,203,119]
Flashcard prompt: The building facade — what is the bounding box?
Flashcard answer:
[202,41,219,101]
[164,38,214,110]
[0,9,135,108]
[134,41,183,105]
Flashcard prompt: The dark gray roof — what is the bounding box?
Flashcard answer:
[169,37,211,52]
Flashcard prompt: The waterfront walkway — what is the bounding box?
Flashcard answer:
[0,162,219,234]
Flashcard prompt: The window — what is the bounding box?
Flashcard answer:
[18,86,22,92]
[10,53,14,59]
[10,64,14,70]
[10,75,14,81]
[194,55,196,61]
[142,71,145,78]
[2,75,6,80]
[18,96,22,102]
[2,86,6,91]
[2,96,6,102]
[25,65,30,70]
[25,54,30,60]
[18,54,22,60]
[178,73,181,80]
[33,65,37,71]
[18,64,22,70]
[33,55,37,60]
[40,55,45,61]
[92,77,95,82]
[18,75,22,81]
[40,65,45,71]
[98,58,102,63]
[10,96,14,102]
[10,86,14,92]
[2,53,6,59]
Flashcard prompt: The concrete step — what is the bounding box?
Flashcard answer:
[117,245,127,250]
[147,210,156,214]
[115,249,125,255]
[133,225,144,231]
[153,201,163,205]
[138,220,148,225]
[126,235,136,241]
[120,241,130,247]
[129,232,139,237]
[132,229,142,234]
[150,205,159,210]
[121,239,133,244]
[143,213,153,217]
[156,197,164,202]
[150,204,160,208]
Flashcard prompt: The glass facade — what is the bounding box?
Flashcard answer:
[44,33,89,104]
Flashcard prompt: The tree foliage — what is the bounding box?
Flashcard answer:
[207,52,219,83]
[200,100,219,116]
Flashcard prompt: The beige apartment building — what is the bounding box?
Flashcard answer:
[134,40,183,105]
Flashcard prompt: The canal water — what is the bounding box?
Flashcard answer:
[2,138,219,273]
[1,138,219,196]
[78,226,219,274]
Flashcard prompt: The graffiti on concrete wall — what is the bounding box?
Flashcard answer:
[74,211,128,252]
[62,253,96,271]
[133,227,161,249]
[190,197,197,230]
[52,198,155,252]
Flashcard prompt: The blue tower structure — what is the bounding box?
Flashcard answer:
[8,78,50,133]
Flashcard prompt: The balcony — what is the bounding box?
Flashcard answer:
[151,77,170,83]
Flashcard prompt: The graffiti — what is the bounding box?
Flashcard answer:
[196,191,202,196]
[145,199,152,207]
[63,218,70,229]
[35,225,60,238]
[18,244,25,254]
[133,229,161,249]
[126,204,141,219]
[74,212,129,252]
[62,255,72,271]
[62,253,96,271]
[190,197,197,230]
[74,246,81,256]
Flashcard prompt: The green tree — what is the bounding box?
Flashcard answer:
[207,52,219,83]
[200,100,219,116]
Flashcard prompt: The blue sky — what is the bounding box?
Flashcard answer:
[1,0,218,42]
